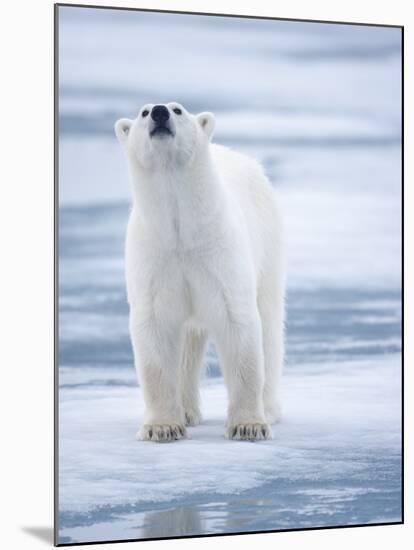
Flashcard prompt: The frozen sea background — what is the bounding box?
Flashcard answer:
[57,7,402,545]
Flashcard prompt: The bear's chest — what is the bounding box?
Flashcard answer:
[157,191,218,251]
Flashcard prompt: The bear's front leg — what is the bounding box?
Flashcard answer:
[214,311,271,441]
[130,309,186,443]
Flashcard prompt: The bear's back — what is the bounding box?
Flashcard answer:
[211,143,283,278]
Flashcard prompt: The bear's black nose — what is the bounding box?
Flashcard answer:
[151,105,170,124]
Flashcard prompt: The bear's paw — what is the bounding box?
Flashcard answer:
[226,422,272,441]
[137,423,187,443]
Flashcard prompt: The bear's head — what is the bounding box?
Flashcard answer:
[115,102,215,170]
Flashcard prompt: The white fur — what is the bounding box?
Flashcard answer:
[115,102,285,442]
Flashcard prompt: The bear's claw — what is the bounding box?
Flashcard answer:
[137,423,187,442]
[226,422,272,441]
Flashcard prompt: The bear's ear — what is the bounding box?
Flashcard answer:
[197,112,215,140]
[114,118,133,144]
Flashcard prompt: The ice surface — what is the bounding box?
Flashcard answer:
[59,355,401,512]
[59,354,401,542]
[58,7,401,123]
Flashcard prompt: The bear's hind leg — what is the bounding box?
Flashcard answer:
[258,285,285,425]
[180,328,207,426]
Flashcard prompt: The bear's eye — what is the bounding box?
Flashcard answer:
[173,108,182,115]
[142,109,149,118]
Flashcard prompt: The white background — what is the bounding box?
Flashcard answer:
[0,0,410,549]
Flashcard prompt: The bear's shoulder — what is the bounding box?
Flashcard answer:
[210,143,271,192]
[211,143,262,173]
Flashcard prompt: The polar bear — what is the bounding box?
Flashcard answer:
[115,102,285,442]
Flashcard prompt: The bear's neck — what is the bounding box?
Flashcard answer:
[129,148,226,245]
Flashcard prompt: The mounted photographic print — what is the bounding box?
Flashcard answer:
[55,3,403,546]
